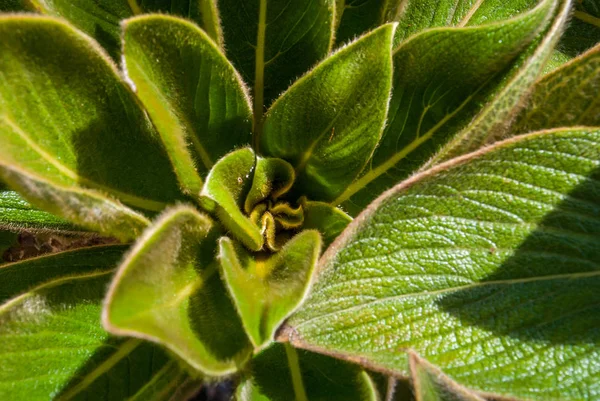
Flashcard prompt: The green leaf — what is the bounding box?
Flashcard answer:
[300,197,352,249]
[0,188,75,232]
[236,343,377,401]
[512,43,600,134]
[430,0,571,163]
[284,128,600,401]
[0,244,126,304]
[244,156,295,214]
[0,230,18,262]
[127,360,200,401]
[199,148,264,251]
[0,16,183,237]
[334,0,401,45]
[261,24,395,202]
[409,353,485,401]
[103,205,252,376]
[0,0,223,59]
[218,230,321,349]
[0,271,179,400]
[218,0,335,129]
[334,3,554,213]
[122,14,253,191]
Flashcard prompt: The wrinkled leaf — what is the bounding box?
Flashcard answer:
[0,244,126,303]
[409,353,485,401]
[0,188,74,232]
[218,230,321,348]
[244,156,295,214]
[285,128,600,401]
[335,3,553,213]
[218,0,335,116]
[512,43,600,133]
[432,0,570,162]
[0,271,178,400]
[236,343,377,401]
[261,24,395,202]
[104,205,252,376]
[122,15,252,190]
[199,148,263,251]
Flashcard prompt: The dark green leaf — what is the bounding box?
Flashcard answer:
[261,24,395,202]
[218,0,335,121]
[285,128,600,401]
[0,188,75,232]
[0,230,18,262]
[122,15,253,191]
[0,271,178,400]
[513,43,600,134]
[218,230,321,348]
[334,0,401,45]
[199,148,263,251]
[409,353,485,401]
[0,244,126,304]
[431,0,570,163]
[0,16,183,238]
[236,343,377,401]
[103,205,252,376]
[335,3,553,213]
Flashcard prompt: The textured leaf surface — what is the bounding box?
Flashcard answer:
[199,148,263,251]
[512,43,600,133]
[0,16,181,237]
[104,206,252,376]
[219,231,321,348]
[218,0,335,113]
[285,128,600,401]
[261,24,395,202]
[409,353,484,401]
[123,15,252,189]
[432,0,570,163]
[0,271,177,400]
[236,343,377,401]
[0,244,126,304]
[0,188,74,232]
[335,4,552,213]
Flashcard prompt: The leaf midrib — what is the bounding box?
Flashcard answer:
[1,115,166,212]
[293,270,600,330]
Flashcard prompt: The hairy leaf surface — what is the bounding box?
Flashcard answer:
[104,206,252,376]
[218,0,335,114]
[0,271,180,400]
[261,24,395,202]
[335,3,553,213]
[285,128,600,401]
[0,188,74,232]
[123,15,252,190]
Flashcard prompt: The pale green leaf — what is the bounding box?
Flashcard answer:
[0,271,176,400]
[431,0,570,163]
[122,15,252,191]
[285,128,600,401]
[236,343,377,401]
[244,156,295,215]
[300,198,352,249]
[199,148,263,251]
[261,24,395,202]
[335,3,553,213]
[512,43,600,133]
[218,0,335,126]
[103,205,252,376]
[409,353,485,401]
[218,230,321,348]
[0,244,126,304]
[0,188,75,232]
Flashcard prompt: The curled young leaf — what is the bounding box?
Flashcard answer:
[219,230,321,349]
